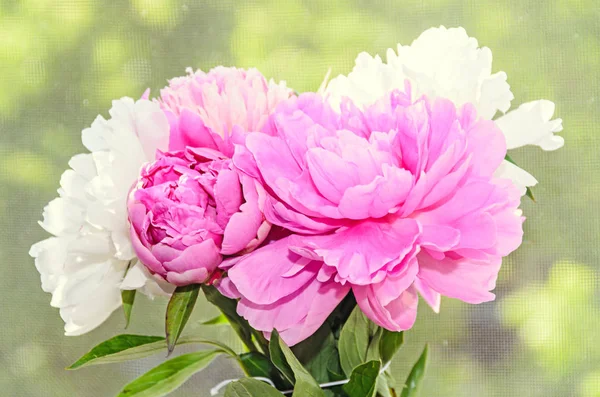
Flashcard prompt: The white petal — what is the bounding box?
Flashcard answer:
[59,169,88,201]
[107,98,169,162]
[120,261,148,290]
[494,160,538,196]
[112,228,135,260]
[30,237,72,293]
[494,100,564,151]
[81,115,111,152]
[121,261,174,298]
[31,96,171,335]
[39,197,85,236]
[326,52,401,110]
[50,259,124,308]
[68,153,96,180]
[326,26,513,118]
[61,270,123,336]
[478,72,513,119]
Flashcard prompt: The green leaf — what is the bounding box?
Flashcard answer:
[224,378,284,397]
[201,314,228,325]
[121,289,136,329]
[67,334,237,370]
[270,330,326,397]
[121,261,137,328]
[343,360,381,397]
[292,324,338,383]
[117,350,221,397]
[202,285,256,353]
[326,351,345,382]
[400,344,429,397]
[525,186,536,202]
[338,306,371,376]
[376,374,393,397]
[239,352,289,390]
[379,330,404,364]
[239,352,273,378]
[366,328,382,362]
[68,335,164,370]
[268,331,295,385]
[166,284,200,354]
[504,154,516,165]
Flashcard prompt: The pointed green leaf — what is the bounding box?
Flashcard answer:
[270,330,326,397]
[379,330,404,364]
[201,314,228,325]
[239,352,275,378]
[67,334,237,370]
[121,261,136,328]
[202,285,256,353]
[166,284,200,354]
[239,352,289,390]
[68,335,164,370]
[400,344,429,397]
[292,325,338,383]
[366,328,383,362]
[376,374,393,397]
[343,360,381,397]
[121,289,136,328]
[268,332,295,385]
[525,186,536,202]
[504,154,516,165]
[338,306,371,376]
[304,336,339,384]
[117,350,221,397]
[224,378,284,397]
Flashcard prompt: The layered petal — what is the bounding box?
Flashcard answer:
[31,98,171,335]
[158,66,292,156]
[226,237,351,346]
[325,26,514,118]
[301,218,421,285]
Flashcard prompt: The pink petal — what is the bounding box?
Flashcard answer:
[304,217,421,285]
[338,165,413,219]
[168,108,220,151]
[164,239,222,275]
[306,148,358,204]
[413,277,441,313]
[419,224,460,252]
[227,237,320,305]
[221,177,268,255]
[354,283,418,331]
[417,251,501,304]
[166,268,210,286]
[463,113,506,177]
[239,277,350,346]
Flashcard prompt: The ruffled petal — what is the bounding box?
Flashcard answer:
[495,100,564,151]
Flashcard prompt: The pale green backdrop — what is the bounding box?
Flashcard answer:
[1,0,598,396]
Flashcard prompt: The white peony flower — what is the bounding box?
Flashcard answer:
[325,26,564,195]
[30,98,174,336]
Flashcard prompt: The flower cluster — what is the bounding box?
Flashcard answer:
[31,27,563,346]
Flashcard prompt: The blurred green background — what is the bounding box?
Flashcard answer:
[1,0,598,396]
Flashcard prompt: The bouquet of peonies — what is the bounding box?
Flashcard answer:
[30,27,563,397]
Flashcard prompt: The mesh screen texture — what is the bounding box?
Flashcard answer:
[1,1,598,396]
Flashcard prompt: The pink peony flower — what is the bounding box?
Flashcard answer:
[225,88,524,345]
[128,147,270,286]
[158,66,293,156]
